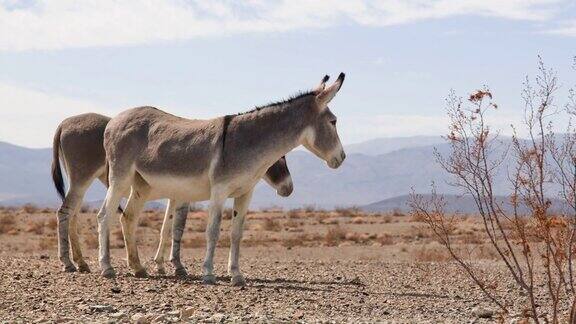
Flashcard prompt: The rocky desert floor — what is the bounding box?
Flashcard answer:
[0,205,571,323]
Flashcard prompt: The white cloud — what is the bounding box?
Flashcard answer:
[546,20,576,36]
[0,0,565,51]
[0,82,115,147]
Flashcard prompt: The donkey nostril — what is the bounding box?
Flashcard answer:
[341,151,346,161]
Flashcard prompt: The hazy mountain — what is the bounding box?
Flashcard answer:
[362,194,570,215]
[345,136,444,156]
[0,136,530,209]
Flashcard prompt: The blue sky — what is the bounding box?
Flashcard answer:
[0,0,575,148]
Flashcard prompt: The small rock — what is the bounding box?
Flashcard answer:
[90,305,114,313]
[132,313,155,324]
[110,286,121,293]
[109,312,125,319]
[180,307,195,320]
[473,307,494,318]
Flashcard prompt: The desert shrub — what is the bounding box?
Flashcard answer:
[0,215,16,234]
[262,218,282,232]
[25,220,44,235]
[286,209,301,219]
[392,208,405,217]
[334,206,362,218]
[376,233,394,245]
[46,217,57,231]
[20,204,38,214]
[324,225,347,246]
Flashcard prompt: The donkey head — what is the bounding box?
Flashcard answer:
[301,73,346,169]
[263,156,293,197]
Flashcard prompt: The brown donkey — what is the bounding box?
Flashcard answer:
[98,73,346,285]
[51,113,293,275]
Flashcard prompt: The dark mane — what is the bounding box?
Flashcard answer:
[221,90,315,159]
[235,90,316,116]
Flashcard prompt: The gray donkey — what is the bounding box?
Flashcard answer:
[97,73,346,286]
[51,113,293,275]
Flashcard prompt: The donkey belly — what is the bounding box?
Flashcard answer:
[139,173,212,202]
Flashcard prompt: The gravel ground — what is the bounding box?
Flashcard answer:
[0,246,530,323]
[0,210,572,323]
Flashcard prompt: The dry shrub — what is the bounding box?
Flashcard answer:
[25,220,44,235]
[460,232,483,245]
[325,225,347,246]
[244,232,272,247]
[351,216,365,224]
[286,209,301,219]
[334,206,362,218]
[80,204,91,213]
[304,205,316,213]
[20,204,39,214]
[285,219,300,229]
[46,217,57,231]
[281,233,312,248]
[376,233,394,245]
[414,244,451,262]
[409,212,427,222]
[392,208,405,217]
[0,214,16,234]
[40,207,54,213]
[381,215,394,224]
[262,218,281,232]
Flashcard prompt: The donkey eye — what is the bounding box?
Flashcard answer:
[330,120,337,126]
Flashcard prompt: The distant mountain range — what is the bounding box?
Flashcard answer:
[0,135,560,212]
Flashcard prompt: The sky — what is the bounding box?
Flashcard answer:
[0,0,575,148]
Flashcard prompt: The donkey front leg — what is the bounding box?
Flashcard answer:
[202,192,226,284]
[228,190,253,286]
[153,199,179,275]
[170,203,190,277]
[120,181,150,278]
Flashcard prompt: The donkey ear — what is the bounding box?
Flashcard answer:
[314,75,330,93]
[317,72,345,105]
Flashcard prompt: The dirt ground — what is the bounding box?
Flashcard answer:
[0,206,571,323]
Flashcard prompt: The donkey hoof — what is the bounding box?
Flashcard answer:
[231,275,246,287]
[101,268,116,278]
[63,264,77,273]
[174,267,188,277]
[134,268,149,278]
[77,263,91,273]
[202,274,217,285]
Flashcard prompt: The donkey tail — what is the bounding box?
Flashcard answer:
[51,125,66,202]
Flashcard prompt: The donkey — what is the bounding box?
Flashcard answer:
[97,73,346,286]
[51,113,293,274]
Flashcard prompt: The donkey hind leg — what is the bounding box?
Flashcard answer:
[97,178,130,278]
[153,199,179,275]
[202,191,227,284]
[170,202,190,277]
[57,186,87,273]
[228,190,253,286]
[120,174,151,278]
[69,212,90,273]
